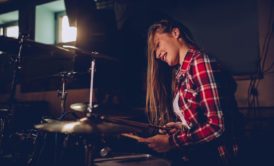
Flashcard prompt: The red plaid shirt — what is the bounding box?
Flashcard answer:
[171,48,224,146]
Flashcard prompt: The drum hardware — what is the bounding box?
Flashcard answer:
[62,45,120,114]
[34,113,175,137]
[27,70,79,166]
[34,116,142,135]
[70,102,99,112]
[70,103,88,112]
[8,34,29,107]
[70,102,99,113]
[0,36,118,62]
[30,56,106,166]
[0,35,75,57]
[29,49,117,166]
[0,34,29,156]
[94,153,152,162]
[99,146,112,157]
[33,112,176,166]
[0,36,124,166]
[87,59,96,113]
[27,130,51,166]
[32,116,143,166]
[62,45,119,62]
[84,141,95,166]
[0,109,9,154]
[56,71,77,114]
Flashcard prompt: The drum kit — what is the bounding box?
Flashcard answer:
[0,35,171,166]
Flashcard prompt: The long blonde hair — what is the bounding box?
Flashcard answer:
[146,19,196,126]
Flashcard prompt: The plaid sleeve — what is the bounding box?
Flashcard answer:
[173,54,224,146]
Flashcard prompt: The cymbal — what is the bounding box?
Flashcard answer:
[70,103,88,112]
[0,35,75,57]
[34,117,141,134]
[0,36,118,62]
[25,39,75,56]
[70,102,99,112]
[25,71,88,82]
[62,45,119,62]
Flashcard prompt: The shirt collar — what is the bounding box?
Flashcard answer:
[175,48,195,80]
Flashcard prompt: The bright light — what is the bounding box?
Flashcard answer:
[6,25,19,38]
[61,16,77,43]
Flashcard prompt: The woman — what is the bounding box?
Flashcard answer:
[139,19,241,166]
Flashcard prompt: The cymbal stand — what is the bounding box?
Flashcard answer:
[0,35,27,153]
[83,138,96,166]
[83,59,96,166]
[57,71,76,118]
[87,59,96,114]
[55,72,78,166]
[8,34,28,108]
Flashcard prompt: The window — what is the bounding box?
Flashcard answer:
[0,22,19,38]
[57,14,77,43]
[6,24,19,38]
[0,28,3,35]
[35,0,77,44]
[0,11,19,38]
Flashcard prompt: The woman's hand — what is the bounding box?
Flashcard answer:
[164,122,186,135]
[138,134,175,153]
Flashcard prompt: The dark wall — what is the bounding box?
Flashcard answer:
[161,0,259,75]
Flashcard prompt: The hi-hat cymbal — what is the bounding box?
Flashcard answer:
[70,102,99,112]
[25,71,88,82]
[70,103,88,112]
[34,117,141,135]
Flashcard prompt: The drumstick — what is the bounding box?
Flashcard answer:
[100,115,173,131]
[121,133,145,141]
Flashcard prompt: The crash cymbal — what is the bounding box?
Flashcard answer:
[35,118,93,134]
[0,36,118,62]
[34,117,141,134]
[25,39,75,56]
[0,35,75,56]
